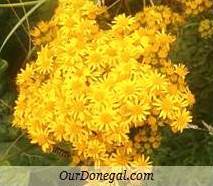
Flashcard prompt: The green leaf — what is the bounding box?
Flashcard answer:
[0,58,8,74]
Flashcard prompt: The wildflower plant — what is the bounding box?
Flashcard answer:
[13,0,196,167]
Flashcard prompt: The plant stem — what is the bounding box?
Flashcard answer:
[149,0,154,6]
[0,133,25,161]
[0,0,47,53]
[106,0,121,10]
[0,1,39,8]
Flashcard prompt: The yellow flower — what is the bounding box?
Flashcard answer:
[83,1,106,19]
[16,63,35,86]
[131,31,150,49]
[112,14,136,34]
[154,96,177,119]
[49,122,65,142]
[128,99,151,123]
[30,128,55,152]
[132,155,152,171]
[106,125,130,145]
[183,88,196,106]
[109,149,132,167]
[85,139,107,160]
[13,0,195,166]
[63,77,87,96]
[64,119,88,143]
[115,79,141,101]
[87,50,103,69]
[174,64,189,77]
[167,83,180,97]
[90,104,119,132]
[88,85,112,104]
[37,21,49,33]
[36,45,54,74]
[171,109,192,133]
[69,95,90,121]
[144,71,168,93]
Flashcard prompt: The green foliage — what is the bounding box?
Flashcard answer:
[0,59,8,95]
[153,14,213,166]
[171,16,213,123]
[152,128,213,165]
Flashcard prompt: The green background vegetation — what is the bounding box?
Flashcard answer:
[0,0,213,166]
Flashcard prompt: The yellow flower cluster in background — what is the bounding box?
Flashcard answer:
[133,126,161,154]
[198,19,213,39]
[13,0,195,167]
[135,6,184,32]
[177,0,213,15]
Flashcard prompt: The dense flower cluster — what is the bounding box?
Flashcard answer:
[13,0,195,167]
[177,0,213,15]
[133,126,161,154]
[198,19,213,39]
[135,5,184,32]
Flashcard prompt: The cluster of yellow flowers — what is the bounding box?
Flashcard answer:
[177,0,213,15]
[133,127,161,154]
[198,19,213,39]
[135,5,184,32]
[13,0,195,167]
